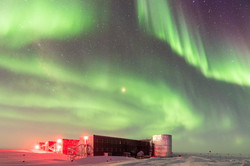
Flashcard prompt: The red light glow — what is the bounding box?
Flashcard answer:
[84,136,88,140]
[57,145,62,151]
[57,139,62,144]
[35,144,40,150]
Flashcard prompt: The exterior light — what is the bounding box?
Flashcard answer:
[57,145,62,151]
[83,136,88,145]
[35,144,40,150]
[57,139,62,144]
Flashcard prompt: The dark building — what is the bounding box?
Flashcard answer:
[78,135,151,157]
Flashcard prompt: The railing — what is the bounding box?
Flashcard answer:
[67,144,92,161]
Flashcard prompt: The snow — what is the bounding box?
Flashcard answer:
[0,150,250,166]
[117,154,250,166]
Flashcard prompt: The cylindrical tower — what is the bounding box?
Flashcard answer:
[152,134,172,157]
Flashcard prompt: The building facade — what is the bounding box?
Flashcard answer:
[56,139,80,155]
[36,134,172,158]
[78,135,151,157]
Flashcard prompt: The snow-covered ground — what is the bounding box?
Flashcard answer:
[117,153,250,166]
[0,149,250,166]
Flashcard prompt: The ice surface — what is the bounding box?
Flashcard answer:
[0,150,250,166]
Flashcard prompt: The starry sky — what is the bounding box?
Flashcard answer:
[0,0,250,154]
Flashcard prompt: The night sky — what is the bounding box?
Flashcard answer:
[0,0,250,154]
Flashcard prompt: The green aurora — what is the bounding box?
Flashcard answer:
[0,0,250,154]
[137,0,250,87]
[0,0,108,48]
[0,52,201,131]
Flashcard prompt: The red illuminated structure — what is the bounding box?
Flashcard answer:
[39,142,45,151]
[55,139,80,155]
[45,141,56,152]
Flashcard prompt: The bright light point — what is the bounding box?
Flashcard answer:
[34,144,40,150]
[121,87,126,93]
[57,139,62,143]
[57,145,62,151]
[84,136,88,140]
